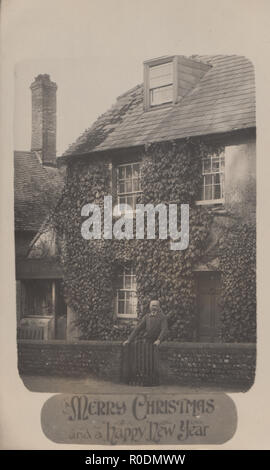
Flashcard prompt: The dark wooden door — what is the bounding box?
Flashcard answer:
[196,272,221,342]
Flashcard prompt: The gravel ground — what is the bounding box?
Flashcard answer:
[21,375,242,394]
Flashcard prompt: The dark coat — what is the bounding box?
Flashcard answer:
[127,311,168,343]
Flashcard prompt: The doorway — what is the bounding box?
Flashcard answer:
[196,272,221,342]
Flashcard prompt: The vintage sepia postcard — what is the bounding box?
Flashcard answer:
[1,0,270,452]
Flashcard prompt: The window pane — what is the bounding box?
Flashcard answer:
[203,158,211,174]
[205,186,212,201]
[119,182,125,194]
[125,180,132,193]
[201,185,205,200]
[212,158,220,173]
[131,303,137,315]
[118,290,125,300]
[126,165,132,179]
[213,173,220,184]
[127,196,133,208]
[118,300,125,314]
[118,166,125,179]
[125,300,133,315]
[150,85,173,106]
[133,178,139,192]
[125,276,132,289]
[126,292,134,302]
[133,164,140,178]
[126,296,137,315]
[205,174,212,185]
[149,62,173,88]
[116,275,123,289]
[213,185,221,199]
[119,196,126,205]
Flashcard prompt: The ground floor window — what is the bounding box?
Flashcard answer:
[22,279,53,316]
[196,271,221,342]
[18,279,67,339]
[114,265,138,318]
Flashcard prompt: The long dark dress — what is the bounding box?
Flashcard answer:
[122,311,168,386]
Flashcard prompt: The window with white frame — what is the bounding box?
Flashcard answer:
[198,153,225,204]
[115,266,138,318]
[117,162,142,212]
[149,61,173,107]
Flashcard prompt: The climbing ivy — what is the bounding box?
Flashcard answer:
[53,139,255,342]
[219,223,256,342]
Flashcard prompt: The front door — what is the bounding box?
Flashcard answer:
[196,272,221,342]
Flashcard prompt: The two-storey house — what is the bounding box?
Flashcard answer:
[18,55,256,388]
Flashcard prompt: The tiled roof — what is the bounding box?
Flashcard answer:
[62,55,255,159]
[63,84,142,157]
[14,151,64,231]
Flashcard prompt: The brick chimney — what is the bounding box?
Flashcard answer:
[30,74,57,166]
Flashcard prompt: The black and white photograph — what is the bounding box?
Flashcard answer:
[1,0,269,452]
[15,54,256,396]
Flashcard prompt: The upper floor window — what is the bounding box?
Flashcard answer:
[144,56,176,110]
[117,162,142,213]
[196,153,225,205]
[115,266,138,318]
[149,62,173,106]
[143,55,211,111]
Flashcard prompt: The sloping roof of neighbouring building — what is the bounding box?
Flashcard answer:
[14,151,64,231]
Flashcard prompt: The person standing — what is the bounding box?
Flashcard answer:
[122,300,168,385]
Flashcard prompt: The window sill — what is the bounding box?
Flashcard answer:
[195,199,225,206]
[113,209,140,219]
[22,314,54,319]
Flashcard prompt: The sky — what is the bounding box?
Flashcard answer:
[8,0,268,156]
[14,56,145,156]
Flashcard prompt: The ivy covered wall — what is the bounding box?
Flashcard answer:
[219,222,256,342]
[54,138,256,343]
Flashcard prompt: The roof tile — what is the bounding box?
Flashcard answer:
[14,151,64,231]
[62,55,255,159]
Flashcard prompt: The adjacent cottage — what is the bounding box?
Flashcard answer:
[15,74,66,341]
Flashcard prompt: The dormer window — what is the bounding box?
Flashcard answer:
[144,56,175,110]
[149,61,173,106]
[144,55,212,111]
